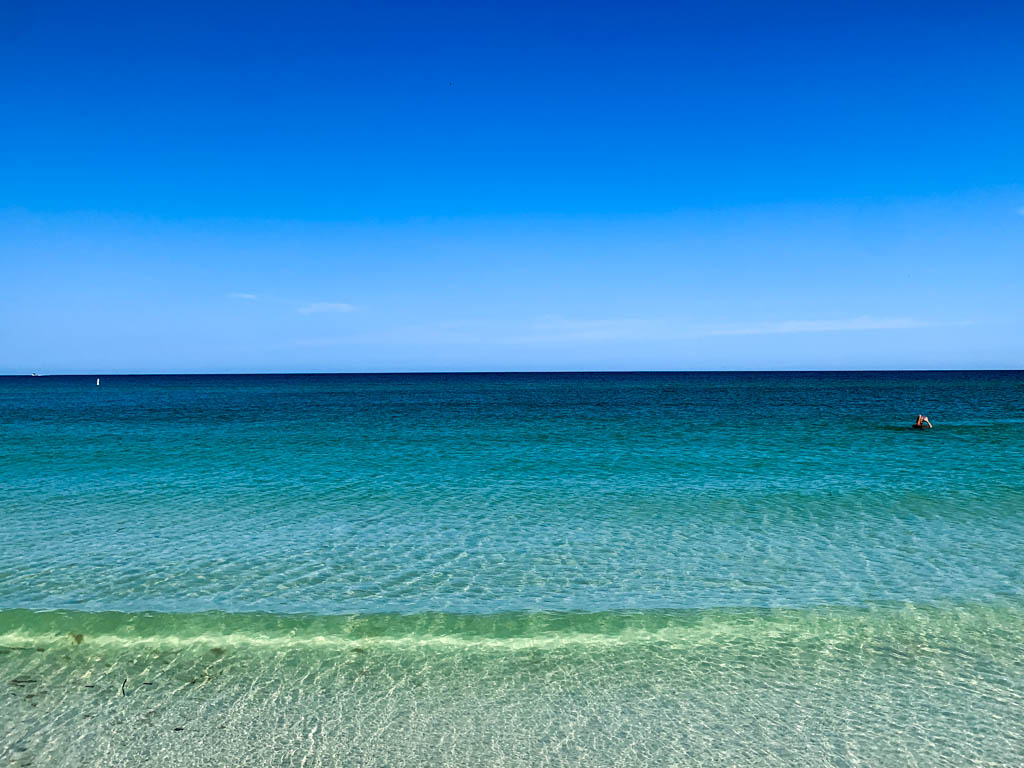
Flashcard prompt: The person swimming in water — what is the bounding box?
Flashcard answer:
[913,414,932,429]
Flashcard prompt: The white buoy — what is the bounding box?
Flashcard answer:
[96,378,100,386]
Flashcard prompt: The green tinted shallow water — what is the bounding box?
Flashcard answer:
[2,372,1023,766]
[3,604,1023,766]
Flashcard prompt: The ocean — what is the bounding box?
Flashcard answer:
[2,372,1022,766]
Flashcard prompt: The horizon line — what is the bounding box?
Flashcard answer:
[5,368,1023,377]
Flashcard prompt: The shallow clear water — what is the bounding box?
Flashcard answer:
[2,372,1023,766]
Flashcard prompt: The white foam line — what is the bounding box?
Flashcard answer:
[0,621,876,653]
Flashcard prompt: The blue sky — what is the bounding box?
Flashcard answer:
[1,0,1022,372]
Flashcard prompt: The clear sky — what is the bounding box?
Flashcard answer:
[2,0,1022,372]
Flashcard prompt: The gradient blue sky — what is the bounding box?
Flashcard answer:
[2,0,1022,372]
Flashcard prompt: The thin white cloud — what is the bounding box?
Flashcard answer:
[508,315,970,344]
[702,316,960,336]
[298,302,355,315]
[289,315,969,349]
[227,292,258,300]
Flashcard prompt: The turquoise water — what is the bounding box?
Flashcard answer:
[2,372,1023,766]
